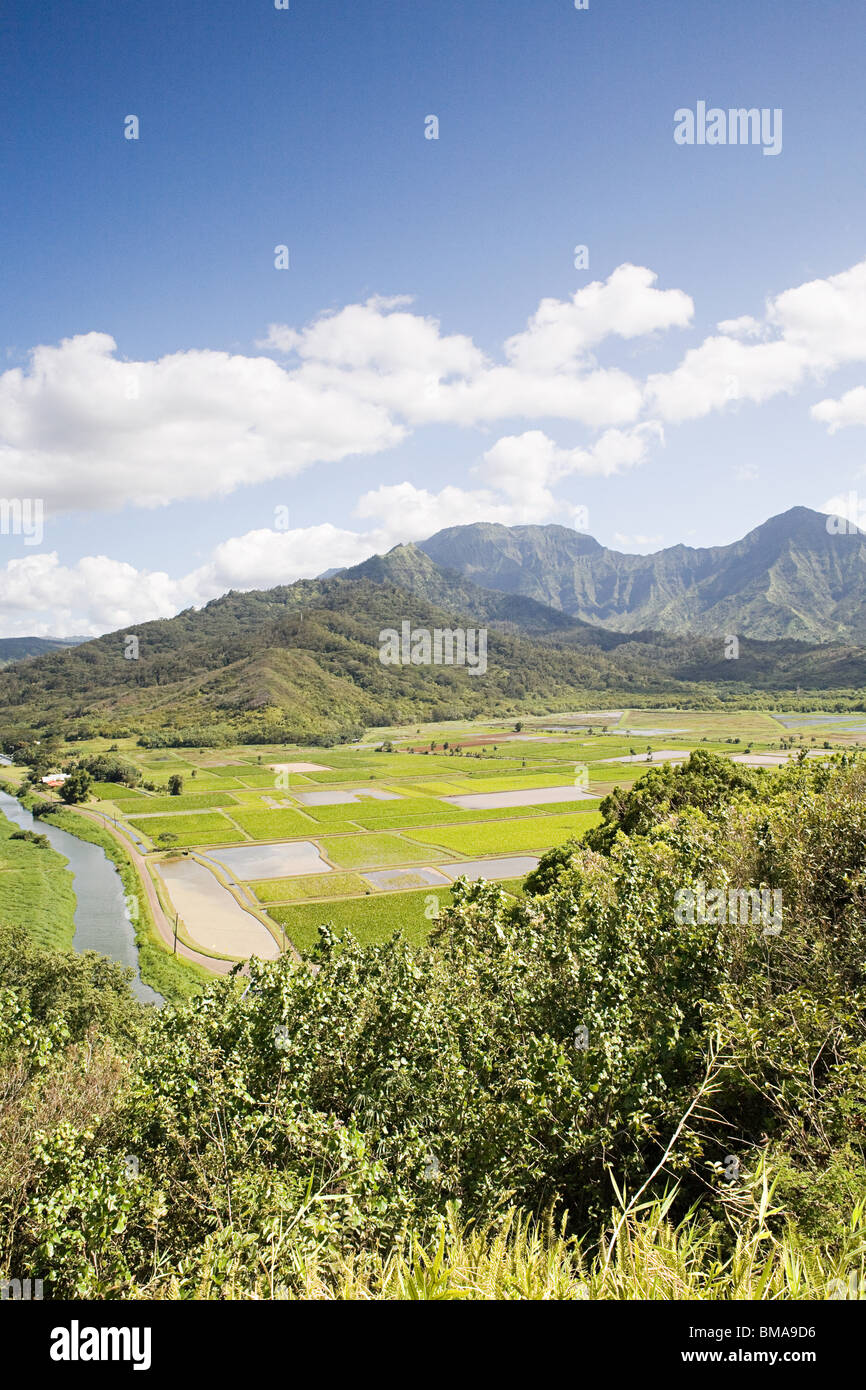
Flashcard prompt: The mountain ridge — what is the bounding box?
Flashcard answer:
[417,506,866,643]
[0,551,864,744]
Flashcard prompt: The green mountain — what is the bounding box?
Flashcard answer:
[0,636,85,669]
[341,544,616,641]
[418,507,866,643]
[0,561,864,745]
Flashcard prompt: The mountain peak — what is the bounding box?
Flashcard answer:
[415,506,866,642]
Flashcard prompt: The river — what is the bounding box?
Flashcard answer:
[0,789,162,1006]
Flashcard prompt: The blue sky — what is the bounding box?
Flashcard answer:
[2,0,866,634]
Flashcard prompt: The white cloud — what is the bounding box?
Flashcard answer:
[0,451,616,635]
[504,264,693,373]
[260,295,484,375]
[811,385,866,432]
[8,260,866,526]
[477,424,662,512]
[0,553,187,637]
[716,315,764,338]
[0,332,404,512]
[12,257,866,636]
[0,268,692,516]
[648,258,866,423]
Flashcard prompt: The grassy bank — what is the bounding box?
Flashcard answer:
[0,808,76,950]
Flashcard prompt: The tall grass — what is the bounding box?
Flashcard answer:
[150,1190,866,1301]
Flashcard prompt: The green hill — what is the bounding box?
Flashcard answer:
[0,636,85,669]
[0,561,864,745]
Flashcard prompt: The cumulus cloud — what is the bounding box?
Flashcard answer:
[7,259,866,525]
[811,386,866,432]
[10,257,866,636]
[0,332,404,512]
[0,439,631,635]
[477,424,663,513]
[648,258,866,422]
[0,268,690,515]
[0,552,188,637]
[259,295,484,375]
[716,315,764,339]
[504,265,693,373]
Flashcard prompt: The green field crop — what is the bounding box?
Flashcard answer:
[318,833,441,870]
[113,792,239,815]
[230,808,319,839]
[403,811,601,856]
[233,770,301,787]
[250,871,369,903]
[90,782,149,800]
[127,812,246,846]
[268,886,453,953]
[312,796,459,825]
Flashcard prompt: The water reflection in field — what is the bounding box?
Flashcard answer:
[205,840,332,880]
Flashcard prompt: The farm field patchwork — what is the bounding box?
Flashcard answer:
[86,706,865,960]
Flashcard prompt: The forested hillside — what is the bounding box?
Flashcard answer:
[0,566,863,747]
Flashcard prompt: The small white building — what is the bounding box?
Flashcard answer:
[41,772,68,787]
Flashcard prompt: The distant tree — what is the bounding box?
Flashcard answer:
[167,774,184,796]
[157,832,179,850]
[14,744,53,777]
[59,769,92,804]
